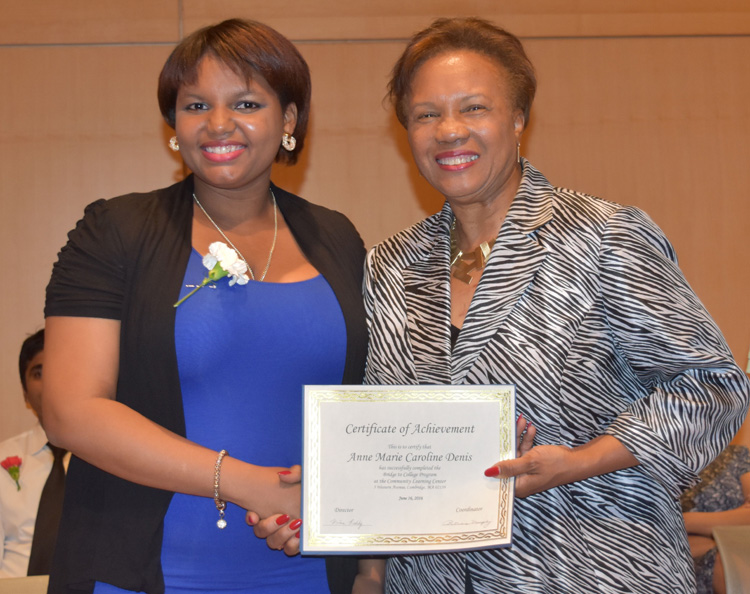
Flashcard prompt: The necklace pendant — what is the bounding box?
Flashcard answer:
[449,218,497,285]
[452,259,477,284]
[450,241,496,285]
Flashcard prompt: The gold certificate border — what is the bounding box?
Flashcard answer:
[303,385,515,551]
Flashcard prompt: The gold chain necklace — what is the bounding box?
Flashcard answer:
[192,190,278,282]
[449,219,496,285]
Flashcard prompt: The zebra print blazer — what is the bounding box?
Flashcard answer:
[363,161,750,593]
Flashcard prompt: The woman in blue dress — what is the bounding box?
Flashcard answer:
[42,19,365,594]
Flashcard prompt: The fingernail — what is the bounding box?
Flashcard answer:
[246,516,256,526]
[276,514,290,525]
[484,466,500,477]
[295,531,300,539]
[289,519,302,530]
[278,470,292,476]
[524,420,531,432]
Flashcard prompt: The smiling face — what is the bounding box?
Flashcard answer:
[174,54,297,197]
[405,50,524,207]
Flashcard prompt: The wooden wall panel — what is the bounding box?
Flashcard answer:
[271,41,443,249]
[0,45,176,439]
[0,0,178,45]
[183,0,750,40]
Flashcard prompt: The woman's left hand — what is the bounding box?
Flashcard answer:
[245,465,302,556]
[485,434,638,498]
[485,414,568,498]
[490,444,575,497]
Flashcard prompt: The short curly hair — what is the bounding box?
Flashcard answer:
[158,19,311,165]
[388,17,536,128]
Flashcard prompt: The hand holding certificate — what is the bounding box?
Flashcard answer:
[302,385,516,554]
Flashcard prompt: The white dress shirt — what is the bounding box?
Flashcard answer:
[0,423,52,577]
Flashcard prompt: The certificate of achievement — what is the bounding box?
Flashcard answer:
[301,385,516,554]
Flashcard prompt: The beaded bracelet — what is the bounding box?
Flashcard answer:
[214,449,228,529]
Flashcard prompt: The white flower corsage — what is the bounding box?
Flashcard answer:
[174,242,250,307]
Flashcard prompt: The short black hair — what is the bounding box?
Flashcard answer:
[157,18,311,165]
[19,329,44,391]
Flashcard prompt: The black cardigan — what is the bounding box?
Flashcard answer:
[45,176,365,594]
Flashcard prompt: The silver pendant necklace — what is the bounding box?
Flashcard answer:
[192,189,278,282]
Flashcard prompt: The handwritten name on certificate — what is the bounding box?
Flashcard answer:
[302,385,515,554]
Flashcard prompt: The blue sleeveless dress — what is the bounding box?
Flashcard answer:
[94,250,346,593]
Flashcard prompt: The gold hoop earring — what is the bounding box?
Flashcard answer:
[169,136,180,152]
[281,133,296,152]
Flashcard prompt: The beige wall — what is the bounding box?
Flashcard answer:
[1,1,748,441]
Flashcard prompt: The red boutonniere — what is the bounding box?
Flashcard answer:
[1,456,22,490]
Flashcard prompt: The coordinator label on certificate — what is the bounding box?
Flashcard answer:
[302,385,515,554]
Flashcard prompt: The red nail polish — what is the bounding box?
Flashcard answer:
[295,531,300,539]
[484,466,500,477]
[246,516,256,526]
[289,519,302,530]
[278,470,292,476]
[276,514,290,525]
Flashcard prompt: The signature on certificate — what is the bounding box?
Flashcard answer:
[442,519,492,529]
[325,518,370,531]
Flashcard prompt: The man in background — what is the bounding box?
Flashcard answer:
[0,330,67,577]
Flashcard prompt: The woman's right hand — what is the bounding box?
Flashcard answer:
[245,465,302,556]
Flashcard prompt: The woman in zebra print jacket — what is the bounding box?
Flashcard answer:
[355,17,750,594]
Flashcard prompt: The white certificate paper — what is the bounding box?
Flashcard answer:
[302,385,515,554]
